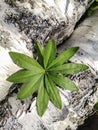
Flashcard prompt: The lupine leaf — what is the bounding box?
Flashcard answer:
[37,79,49,116]
[7,40,89,117]
[45,75,62,109]
[49,63,88,74]
[9,52,43,70]
[49,74,78,91]
[36,41,44,66]
[7,69,43,83]
[18,74,43,99]
[48,47,79,68]
[44,40,56,68]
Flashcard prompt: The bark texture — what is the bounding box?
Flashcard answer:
[59,10,98,76]
[0,0,98,130]
[1,0,94,46]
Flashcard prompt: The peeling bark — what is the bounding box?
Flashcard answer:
[1,0,94,46]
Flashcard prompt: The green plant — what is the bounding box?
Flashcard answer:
[87,0,98,16]
[94,102,98,110]
[7,40,88,116]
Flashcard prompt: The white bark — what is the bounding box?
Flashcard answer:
[59,10,98,77]
[0,1,97,130]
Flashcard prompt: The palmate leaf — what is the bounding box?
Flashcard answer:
[36,41,44,66]
[9,52,43,70]
[18,74,43,99]
[7,40,89,117]
[44,40,56,68]
[7,69,43,83]
[49,74,78,91]
[48,47,79,68]
[45,74,62,109]
[37,79,49,116]
[49,63,88,74]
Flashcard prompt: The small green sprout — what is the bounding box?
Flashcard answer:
[7,40,88,116]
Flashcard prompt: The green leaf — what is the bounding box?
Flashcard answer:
[49,63,88,74]
[94,102,98,110]
[36,41,44,66]
[37,80,49,116]
[45,75,62,109]
[9,52,43,70]
[44,40,56,68]
[48,47,79,68]
[49,74,78,91]
[7,69,43,83]
[18,74,43,99]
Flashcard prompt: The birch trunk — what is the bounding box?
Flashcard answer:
[0,0,97,130]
